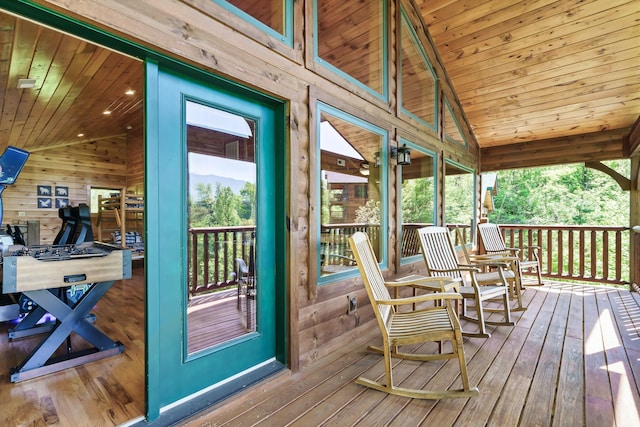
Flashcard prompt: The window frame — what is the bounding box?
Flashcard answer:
[315,101,389,285]
[398,138,438,265]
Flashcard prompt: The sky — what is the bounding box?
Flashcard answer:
[188,152,256,183]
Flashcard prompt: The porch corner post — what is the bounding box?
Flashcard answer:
[630,155,640,292]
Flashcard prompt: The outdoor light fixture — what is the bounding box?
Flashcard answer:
[359,162,370,176]
[391,144,411,166]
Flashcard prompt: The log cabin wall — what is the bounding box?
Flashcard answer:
[29,0,480,369]
[3,138,129,244]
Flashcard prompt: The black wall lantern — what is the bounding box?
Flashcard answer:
[391,144,411,166]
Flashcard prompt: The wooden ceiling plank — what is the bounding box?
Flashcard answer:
[436,0,633,59]
[462,64,640,112]
[441,5,639,74]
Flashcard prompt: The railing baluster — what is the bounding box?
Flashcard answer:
[557,230,564,276]
[602,231,609,280]
[568,229,574,278]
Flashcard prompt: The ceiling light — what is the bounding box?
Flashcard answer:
[103,110,112,115]
[77,133,85,137]
[17,78,36,89]
[125,89,135,95]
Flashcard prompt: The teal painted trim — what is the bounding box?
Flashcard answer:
[5,1,284,109]
[144,60,161,421]
[398,8,438,131]
[398,138,438,264]
[316,102,389,286]
[313,0,389,102]
[444,159,477,240]
[444,98,468,147]
[211,0,293,46]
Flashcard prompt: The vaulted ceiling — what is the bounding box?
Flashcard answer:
[418,0,639,150]
[0,1,638,169]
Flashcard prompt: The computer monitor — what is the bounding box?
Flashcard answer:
[0,146,30,185]
[0,146,30,227]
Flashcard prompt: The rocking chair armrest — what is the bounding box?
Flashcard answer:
[377,291,462,306]
[385,276,459,289]
[463,260,510,269]
[430,265,481,274]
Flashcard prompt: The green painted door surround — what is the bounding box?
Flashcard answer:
[145,63,287,418]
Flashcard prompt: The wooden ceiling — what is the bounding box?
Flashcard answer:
[418,0,640,148]
[0,2,637,163]
[0,12,143,154]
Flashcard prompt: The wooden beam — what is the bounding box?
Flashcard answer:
[480,129,626,172]
[624,116,640,156]
[585,161,630,191]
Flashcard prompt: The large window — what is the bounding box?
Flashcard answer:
[315,0,388,100]
[317,103,387,280]
[399,8,437,129]
[214,0,293,44]
[445,160,475,240]
[400,140,437,260]
[444,98,467,146]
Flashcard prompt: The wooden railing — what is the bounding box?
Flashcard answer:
[188,223,632,295]
[188,226,255,296]
[495,224,630,286]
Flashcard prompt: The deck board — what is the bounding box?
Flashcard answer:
[183,282,640,427]
[1,271,639,426]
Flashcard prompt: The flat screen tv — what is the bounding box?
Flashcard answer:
[0,146,30,185]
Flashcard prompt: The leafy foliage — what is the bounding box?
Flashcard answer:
[489,161,630,226]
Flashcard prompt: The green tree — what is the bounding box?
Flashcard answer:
[212,183,241,226]
[402,178,434,223]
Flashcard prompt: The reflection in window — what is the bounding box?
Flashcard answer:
[315,0,387,98]
[318,104,386,278]
[400,143,436,258]
[444,98,466,146]
[445,160,475,240]
[185,100,257,355]
[216,0,291,41]
[400,9,437,129]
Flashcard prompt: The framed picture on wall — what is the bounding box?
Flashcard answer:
[38,197,52,208]
[55,186,69,197]
[37,185,51,196]
[56,198,69,208]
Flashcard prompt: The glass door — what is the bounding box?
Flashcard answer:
[145,64,285,414]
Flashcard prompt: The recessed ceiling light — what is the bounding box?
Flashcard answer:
[17,78,36,89]
[77,133,85,137]
[103,110,112,115]
[125,89,135,95]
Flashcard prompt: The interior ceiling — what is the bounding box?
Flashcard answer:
[418,0,640,148]
[0,11,143,154]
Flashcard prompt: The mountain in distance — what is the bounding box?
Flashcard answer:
[189,173,249,199]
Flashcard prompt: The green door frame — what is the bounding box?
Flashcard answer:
[146,63,287,417]
[5,2,287,422]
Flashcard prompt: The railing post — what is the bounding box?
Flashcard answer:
[633,226,640,292]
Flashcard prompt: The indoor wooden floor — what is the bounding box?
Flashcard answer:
[182,281,640,427]
[1,273,639,426]
[0,264,147,427]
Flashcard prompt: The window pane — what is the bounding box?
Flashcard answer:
[400,11,437,128]
[225,0,286,35]
[185,100,257,355]
[400,146,436,258]
[445,161,474,237]
[444,99,466,145]
[319,108,384,277]
[316,0,386,96]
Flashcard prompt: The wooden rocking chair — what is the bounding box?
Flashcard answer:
[348,232,479,400]
[454,226,526,311]
[418,226,515,338]
[478,222,544,287]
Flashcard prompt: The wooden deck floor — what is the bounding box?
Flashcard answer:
[182,282,640,427]
[1,272,639,426]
